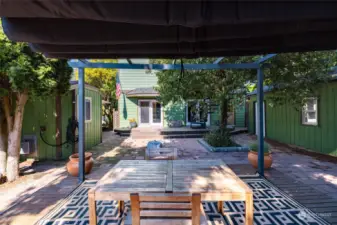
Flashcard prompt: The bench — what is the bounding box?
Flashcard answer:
[145,148,178,160]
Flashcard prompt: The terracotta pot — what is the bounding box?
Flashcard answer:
[248,151,273,169]
[66,152,94,176]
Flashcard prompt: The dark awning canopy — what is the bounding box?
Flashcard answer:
[2,1,337,58]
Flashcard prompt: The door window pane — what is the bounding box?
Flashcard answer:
[152,102,161,123]
[140,102,150,123]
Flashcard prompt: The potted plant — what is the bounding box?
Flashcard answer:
[66,152,94,176]
[129,118,137,128]
[248,142,273,169]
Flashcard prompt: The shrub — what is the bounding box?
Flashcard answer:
[249,142,270,154]
[204,129,233,147]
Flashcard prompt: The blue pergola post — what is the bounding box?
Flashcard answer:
[78,68,86,183]
[257,66,265,176]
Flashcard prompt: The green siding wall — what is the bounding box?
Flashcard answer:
[76,88,102,150]
[118,93,138,128]
[118,59,158,90]
[248,82,337,157]
[235,101,246,127]
[22,86,102,160]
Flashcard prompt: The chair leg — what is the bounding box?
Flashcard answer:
[88,189,97,225]
[245,192,253,225]
[118,200,125,215]
[217,201,223,215]
[192,193,201,225]
[130,193,140,225]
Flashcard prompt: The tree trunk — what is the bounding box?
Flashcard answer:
[220,98,228,130]
[0,115,7,176]
[6,91,28,182]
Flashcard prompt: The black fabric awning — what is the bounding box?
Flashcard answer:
[2,1,337,58]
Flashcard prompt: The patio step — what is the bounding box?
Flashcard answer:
[160,129,209,135]
[163,134,204,139]
[131,127,162,139]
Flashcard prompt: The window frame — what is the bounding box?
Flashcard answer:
[77,96,93,123]
[301,97,318,126]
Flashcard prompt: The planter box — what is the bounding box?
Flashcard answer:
[198,139,249,152]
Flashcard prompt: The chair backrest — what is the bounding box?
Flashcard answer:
[129,193,203,225]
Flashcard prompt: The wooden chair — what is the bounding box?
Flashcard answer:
[124,193,207,225]
[145,148,178,160]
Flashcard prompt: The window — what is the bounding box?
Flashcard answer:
[302,98,318,125]
[85,98,92,122]
[77,97,92,123]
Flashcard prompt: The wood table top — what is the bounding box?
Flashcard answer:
[94,160,252,201]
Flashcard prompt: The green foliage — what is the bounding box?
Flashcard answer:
[0,21,73,98]
[153,52,337,119]
[249,142,270,153]
[263,52,337,108]
[204,128,233,147]
[74,59,118,128]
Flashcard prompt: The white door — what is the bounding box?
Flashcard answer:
[255,102,265,137]
[138,100,163,127]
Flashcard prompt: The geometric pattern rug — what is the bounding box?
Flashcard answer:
[36,175,330,225]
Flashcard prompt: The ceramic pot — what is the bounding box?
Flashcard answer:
[66,152,94,176]
[248,151,272,169]
[130,122,137,128]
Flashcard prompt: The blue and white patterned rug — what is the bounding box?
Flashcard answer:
[36,176,330,225]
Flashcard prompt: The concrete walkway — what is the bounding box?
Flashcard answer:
[1,132,337,224]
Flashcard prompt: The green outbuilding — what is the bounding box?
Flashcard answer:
[21,81,102,161]
[247,80,337,157]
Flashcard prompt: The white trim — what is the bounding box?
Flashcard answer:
[76,96,93,123]
[185,100,211,126]
[255,102,265,137]
[302,97,318,126]
[138,100,163,127]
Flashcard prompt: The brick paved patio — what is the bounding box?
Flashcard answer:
[1,131,337,224]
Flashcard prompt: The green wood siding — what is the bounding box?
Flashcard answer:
[118,59,158,90]
[248,82,337,157]
[76,88,102,150]
[22,86,102,160]
[118,93,138,128]
[235,101,246,127]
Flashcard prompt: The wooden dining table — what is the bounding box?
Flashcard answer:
[88,160,253,225]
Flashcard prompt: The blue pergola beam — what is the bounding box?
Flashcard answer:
[255,54,277,64]
[68,61,259,70]
[78,68,85,183]
[257,67,265,176]
[213,57,224,64]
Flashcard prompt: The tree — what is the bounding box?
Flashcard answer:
[154,57,257,129]
[154,52,337,130]
[0,23,73,182]
[75,60,118,128]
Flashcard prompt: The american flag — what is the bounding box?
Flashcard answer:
[116,72,121,99]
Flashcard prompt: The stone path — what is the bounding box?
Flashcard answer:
[1,131,337,224]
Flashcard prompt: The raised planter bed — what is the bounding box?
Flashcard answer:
[198,139,249,152]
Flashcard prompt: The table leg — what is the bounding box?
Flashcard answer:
[192,193,201,225]
[245,192,253,225]
[118,200,125,215]
[130,193,140,225]
[217,201,223,215]
[88,189,97,225]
